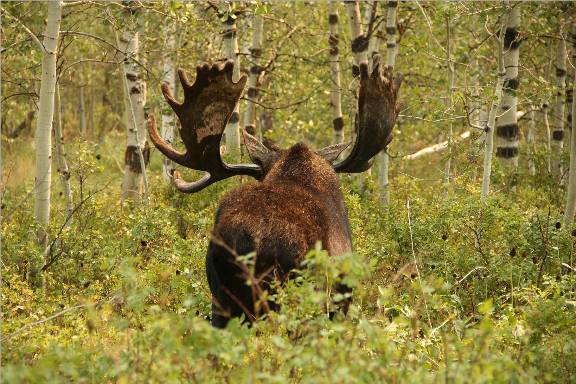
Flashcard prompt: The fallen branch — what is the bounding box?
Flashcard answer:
[404,131,471,160]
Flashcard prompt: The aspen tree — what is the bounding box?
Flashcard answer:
[346,0,369,183]
[53,85,73,218]
[222,12,242,160]
[564,28,576,226]
[118,4,149,201]
[328,2,344,144]
[480,10,507,203]
[376,0,398,205]
[345,1,368,77]
[244,14,264,138]
[161,22,176,182]
[552,31,567,177]
[527,108,537,175]
[365,1,381,71]
[79,84,86,138]
[34,1,62,246]
[494,5,521,168]
[445,15,455,184]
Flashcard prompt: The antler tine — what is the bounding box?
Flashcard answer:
[177,68,193,89]
[172,171,213,193]
[161,82,182,112]
[147,115,188,166]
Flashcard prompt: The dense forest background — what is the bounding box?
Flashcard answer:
[2,1,576,382]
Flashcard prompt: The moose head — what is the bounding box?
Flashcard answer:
[149,59,402,328]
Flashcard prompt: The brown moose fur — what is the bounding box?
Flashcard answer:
[207,143,352,327]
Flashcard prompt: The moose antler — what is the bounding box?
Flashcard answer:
[334,57,402,173]
[148,61,262,192]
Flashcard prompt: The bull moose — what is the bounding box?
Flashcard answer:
[148,59,402,328]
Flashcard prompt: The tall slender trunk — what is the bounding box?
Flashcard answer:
[88,85,95,139]
[543,39,555,173]
[118,6,149,202]
[222,13,241,160]
[480,14,507,203]
[345,1,368,77]
[329,3,344,144]
[79,84,86,138]
[34,1,62,246]
[444,15,455,184]
[495,5,521,168]
[53,84,73,218]
[564,29,576,227]
[346,0,369,182]
[365,1,381,71]
[244,14,264,138]
[376,0,398,205]
[161,23,176,182]
[527,108,537,175]
[552,30,567,177]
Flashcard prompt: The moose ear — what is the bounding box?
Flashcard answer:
[242,130,277,168]
[315,142,350,164]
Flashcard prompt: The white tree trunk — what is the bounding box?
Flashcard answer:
[365,1,381,72]
[161,23,176,182]
[118,22,149,201]
[244,14,264,139]
[79,84,86,138]
[376,0,398,205]
[222,14,241,160]
[88,86,95,139]
[495,5,521,168]
[527,108,537,175]
[564,29,576,227]
[329,3,344,144]
[543,102,552,173]
[552,31,567,177]
[34,1,62,246]
[53,84,73,218]
[444,16,455,184]
[345,1,368,77]
[480,15,507,203]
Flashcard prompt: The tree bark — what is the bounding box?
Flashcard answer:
[34,1,62,246]
[495,5,521,168]
[79,84,86,138]
[564,28,576,227]
[244,14,264,138]
[365,1,381,71]
[53,84,73,218]
[552,30,567,177]
[161,22,176,182]
[444,15,455,184]
[345,1,368,78]
[527,108,537,175]
[328,3,344,144]
[118,8,149,202]
[480,10,507,203]
[221,13,241,160]
[376,0,398,205]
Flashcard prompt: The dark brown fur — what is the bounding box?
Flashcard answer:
[207,143,352,327]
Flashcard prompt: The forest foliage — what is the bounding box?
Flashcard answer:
[1,1,576,383]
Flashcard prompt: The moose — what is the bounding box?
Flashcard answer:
[148,59,402,328]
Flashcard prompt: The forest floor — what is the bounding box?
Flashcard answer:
[2,134,576,383]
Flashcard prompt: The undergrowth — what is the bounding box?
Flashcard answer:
[2,136,575,383]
